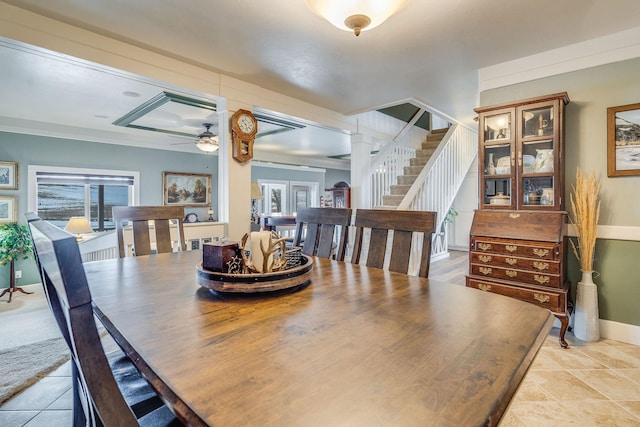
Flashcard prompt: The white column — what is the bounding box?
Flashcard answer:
[350,133,372,210]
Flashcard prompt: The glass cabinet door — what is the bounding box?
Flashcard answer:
[476,92,568,212]
[517,101,560,209]
[480,108,515,209]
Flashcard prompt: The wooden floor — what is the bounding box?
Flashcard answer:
[1,250,639,426]
[428,249,469,286]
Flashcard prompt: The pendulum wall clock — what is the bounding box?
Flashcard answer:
[230,109,258,163]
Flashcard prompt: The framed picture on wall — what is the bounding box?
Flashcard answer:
[0,161,18,190]
[0,196,17,223]
[607,103,640,177]
[162,171,212,207]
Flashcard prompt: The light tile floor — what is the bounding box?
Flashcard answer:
[500,329,640,426]
[1,252,639,426]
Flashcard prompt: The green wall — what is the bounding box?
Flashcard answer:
[480,57,640,327]
[252,164,326,190]
[251,163,350,192]
[325,168,351,189]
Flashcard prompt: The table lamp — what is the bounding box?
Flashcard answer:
[65,216,93,241]
[250,182,263,224]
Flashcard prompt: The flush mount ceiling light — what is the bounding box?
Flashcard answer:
[306,0,409,36]
[195,123,219,153]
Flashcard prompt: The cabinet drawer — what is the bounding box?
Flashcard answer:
[472,237,558,261]
[470,263,562,288]
[470,252,560,274]
[467,277,567,312]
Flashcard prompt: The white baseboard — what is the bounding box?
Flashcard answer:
[599,319,640,346]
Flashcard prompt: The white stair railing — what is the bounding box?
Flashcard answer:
[368,142,416,208]
[397,124,478,258]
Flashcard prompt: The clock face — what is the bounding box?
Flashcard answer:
[185,213,198,223]
[238,114,255,134]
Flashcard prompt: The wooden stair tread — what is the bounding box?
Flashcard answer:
[375,128,449,209]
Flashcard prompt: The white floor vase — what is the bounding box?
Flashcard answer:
[573,271,600,342]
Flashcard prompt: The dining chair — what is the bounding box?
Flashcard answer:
[351,209,437,277]
[26,213,183,426]
[113,206,186,258]
[293,207,352,261]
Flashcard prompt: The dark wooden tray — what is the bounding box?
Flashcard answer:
[196,254,312,293]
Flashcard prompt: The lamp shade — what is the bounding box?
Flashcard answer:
[65,217,93,240]
[251,182,264,200]
[306,0,409,36]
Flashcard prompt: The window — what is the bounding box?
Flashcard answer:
[257,180,319,216]
[28,166,140,230]
[259,181,288,216]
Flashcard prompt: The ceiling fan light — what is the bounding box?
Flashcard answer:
[306,0,409,35]
[195,123,219,153]
[195,136,219,153]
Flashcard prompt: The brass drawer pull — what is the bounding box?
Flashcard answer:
[505,245,517,252]
[505,258,517,265]
[534,275,550,285]
[533,293,550,303]
[478,284,492,292]
[509,213,520,219]
[533,248,549,257]
[533,262,549,271]
[506,270,517,278]
[478,243,492,251]
[479,267,492,275]
[478,255,492,263]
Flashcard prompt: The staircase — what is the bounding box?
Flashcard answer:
[379,128,448,208]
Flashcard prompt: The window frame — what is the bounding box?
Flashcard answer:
[28,165,140,226]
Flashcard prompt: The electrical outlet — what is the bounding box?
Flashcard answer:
[15,270,22,279]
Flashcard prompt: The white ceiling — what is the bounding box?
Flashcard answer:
[1,0,640,168]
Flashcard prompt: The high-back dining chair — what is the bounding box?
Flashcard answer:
[26,213,183,426]
[293,207,352,261]
[113,206,186,258]
[351,209,437,278]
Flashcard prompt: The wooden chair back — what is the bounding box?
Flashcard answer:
[351,209,437,277]
[113,206,186,258]
[293,207,352,261]
[27,214,141,426]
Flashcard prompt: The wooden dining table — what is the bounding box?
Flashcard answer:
[84,250,554,427]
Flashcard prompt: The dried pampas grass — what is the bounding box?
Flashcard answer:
[569,168,600,272]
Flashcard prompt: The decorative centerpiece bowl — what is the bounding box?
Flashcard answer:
[196,254,312,293]
[197,231,312,293]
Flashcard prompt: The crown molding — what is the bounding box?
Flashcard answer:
[479,26,640,92]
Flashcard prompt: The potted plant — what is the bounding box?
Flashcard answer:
[569,168,601,341]
[0,222,34,303]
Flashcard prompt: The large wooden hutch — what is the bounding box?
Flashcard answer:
[466,92,572,348]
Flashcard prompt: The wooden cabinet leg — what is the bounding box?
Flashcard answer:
[556,313,569,348]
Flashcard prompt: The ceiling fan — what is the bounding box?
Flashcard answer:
[194,123,219,153]
[170,122,219,153]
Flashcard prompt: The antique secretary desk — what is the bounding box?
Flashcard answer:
[466,92,572,348]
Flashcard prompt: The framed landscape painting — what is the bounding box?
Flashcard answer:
[163,171,211,207]
[0,196,17,223]
[607,103,640,177]
[0,161,18,190]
